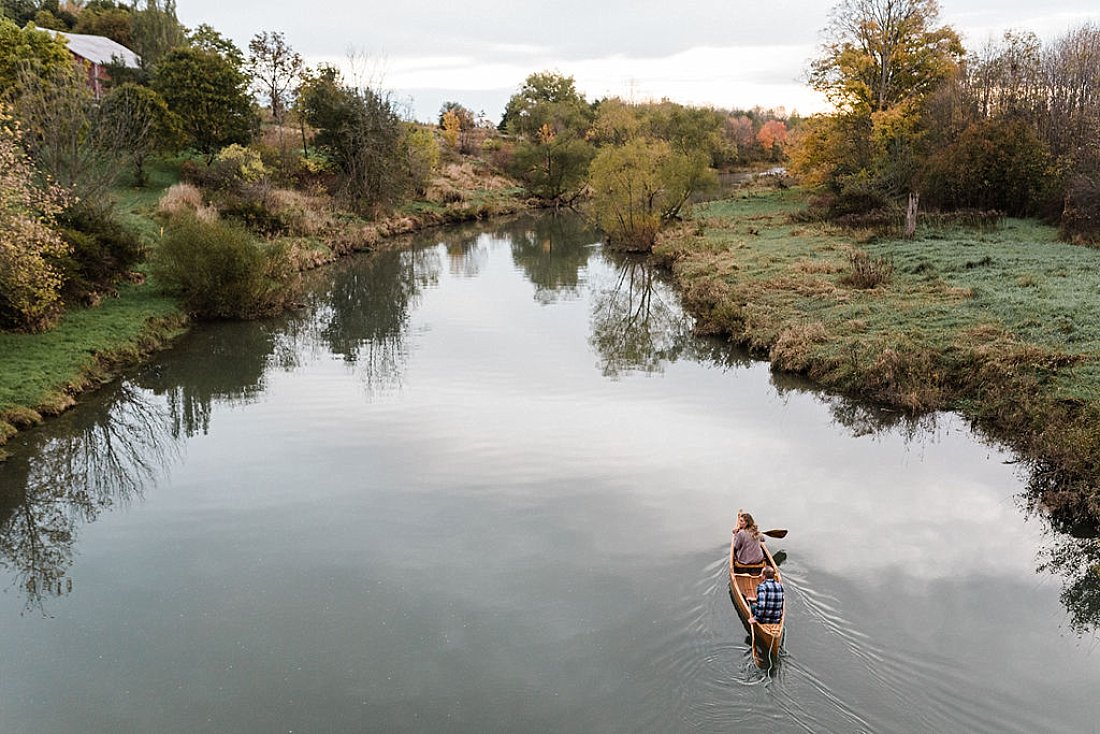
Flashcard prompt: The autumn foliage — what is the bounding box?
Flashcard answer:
[0,110,70,332]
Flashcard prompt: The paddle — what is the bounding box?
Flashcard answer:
[762,528,787,539]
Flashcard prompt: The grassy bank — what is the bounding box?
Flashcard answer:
[656,187,1100,519]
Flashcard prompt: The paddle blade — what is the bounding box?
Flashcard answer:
[763,528,787,538]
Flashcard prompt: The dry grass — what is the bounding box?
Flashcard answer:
[158,183,218,221]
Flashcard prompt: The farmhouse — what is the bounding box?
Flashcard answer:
[52,30,141,99]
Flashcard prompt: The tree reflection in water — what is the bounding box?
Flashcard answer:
[138,324,280,438]
[1020,464,1100,635]
[507,214,598,305]
[302,246,442,394]
[0,383,178,613]
[589,252,692,377]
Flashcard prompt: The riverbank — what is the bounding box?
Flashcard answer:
[655,186,1100,521]
[0,157,530,459]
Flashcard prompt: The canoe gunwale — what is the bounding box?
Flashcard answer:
[728,533,785,657]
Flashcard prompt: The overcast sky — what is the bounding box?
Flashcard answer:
[176,0,1100,123]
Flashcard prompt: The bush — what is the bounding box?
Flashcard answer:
[54,205,145,303]
[921,119,1051,216]
[1061,173,1100,244]
[158,183,208,217]
[150,214,296,319]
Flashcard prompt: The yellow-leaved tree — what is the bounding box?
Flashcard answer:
[0,107,70,332]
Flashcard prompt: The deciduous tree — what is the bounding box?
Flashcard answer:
[247,31,303,123]
[153,47,258,161]
[0,108,70,332]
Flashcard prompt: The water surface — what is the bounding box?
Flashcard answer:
[1,214,1098,733]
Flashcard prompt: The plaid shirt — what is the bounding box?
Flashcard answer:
[752,579,784,624]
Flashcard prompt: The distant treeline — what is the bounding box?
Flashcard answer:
[790,0,1100,242]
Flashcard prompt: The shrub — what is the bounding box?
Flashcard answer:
[150,214,297,319]
[1061,173,1100,244]
[54,205,145,303]
[0,113,70,332]
[840,247,894,289]
[158,183,205,217]
[920,118,1051,216]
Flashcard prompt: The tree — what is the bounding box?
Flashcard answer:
[7,63,123,203]
[438,101,474,130]
[500,71,592,138]
[756,119,789,160]
[0,17,72,93]
[0,107,70,332]
[502,72,595,202]
[440,109,460,149]
[809,0,963,114]
[130,0,185,69]
[188,23,244,67]
[97,83,182,186]
[73,3,134,48]
[795,0,963,202]
[510,123,594,203]
[153,47,258,161]
[297,65,407,211]
[247,31,303,123]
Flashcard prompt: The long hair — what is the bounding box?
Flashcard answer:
[741,512,761,540]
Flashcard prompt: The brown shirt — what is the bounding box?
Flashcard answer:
[733,529,764,564]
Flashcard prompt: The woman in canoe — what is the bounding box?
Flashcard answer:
[732,510,765,568]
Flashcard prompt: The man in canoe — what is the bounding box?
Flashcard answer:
[732,510,765,567]
[749,566,784,624]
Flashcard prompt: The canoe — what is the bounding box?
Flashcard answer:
[728,536,785,660]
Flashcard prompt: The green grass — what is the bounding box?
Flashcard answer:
[0,282,182,414]
[660,187,1100,515]
[110,156,184,245]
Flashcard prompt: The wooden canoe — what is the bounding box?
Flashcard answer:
[728,535,785,661]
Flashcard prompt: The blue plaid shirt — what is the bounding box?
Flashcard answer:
[752,578,784,624]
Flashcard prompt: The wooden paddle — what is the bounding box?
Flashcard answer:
[762,528,787,538]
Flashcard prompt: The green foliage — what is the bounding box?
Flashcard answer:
[511,131,594,203]
[0,17,72,93]
[297,65,407,212]
[921,118,1052,215]
[73,3,133,47]
[246,31,303,122]
[130,0,185,69]
[188,23,244,67]
[501,71,593,139]
[97,83,182,186]
[404,125,440,196]
[54,204,145,302]
[153,47,258,160]
[588,138,665,249]
[1,0,37,25]
[150,213,295,319]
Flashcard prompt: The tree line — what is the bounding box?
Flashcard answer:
[790,0,1100,242]
[0,1,448,329]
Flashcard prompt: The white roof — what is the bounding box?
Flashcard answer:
[53,31,141,69]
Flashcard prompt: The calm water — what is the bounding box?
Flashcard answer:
[2,214,1098,733]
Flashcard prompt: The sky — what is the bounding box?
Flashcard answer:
[176,0,1100,123]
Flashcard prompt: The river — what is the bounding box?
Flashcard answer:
[1,213,1098,733]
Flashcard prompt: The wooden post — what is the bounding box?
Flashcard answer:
[905,192,919,237]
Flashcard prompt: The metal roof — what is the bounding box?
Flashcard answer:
[53,31,141,68]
